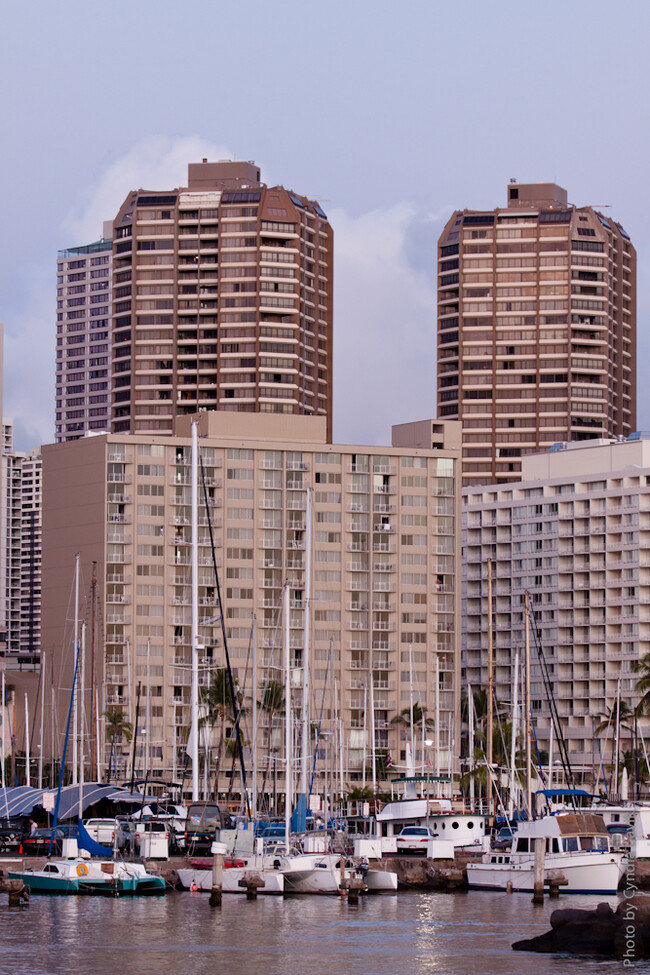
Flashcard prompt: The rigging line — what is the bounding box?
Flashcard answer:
[199,448,250,820]
[309,637,333,796]
[527,595,576,796]
[50,641,81,856]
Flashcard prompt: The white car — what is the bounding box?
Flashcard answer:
[82,818,119,847]
[395,826,434,854]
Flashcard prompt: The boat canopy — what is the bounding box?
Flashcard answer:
[0,784,156,819]
[536,789,599,799]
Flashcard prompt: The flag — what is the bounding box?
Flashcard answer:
[386,753,393,769]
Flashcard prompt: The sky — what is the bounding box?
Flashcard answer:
[1,0,650,451]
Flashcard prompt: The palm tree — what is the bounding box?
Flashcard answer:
[103,709,133,782]
[391,703,434,733]
[633,652,650,716]
[200,667,238,799]
[257,679,284,812]
[596,698,635,792]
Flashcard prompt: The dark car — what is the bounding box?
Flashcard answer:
[23,824,78,857]
[0,817,29,855]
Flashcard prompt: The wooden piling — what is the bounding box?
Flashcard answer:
[532,837,545,904]
[209,841,226,907]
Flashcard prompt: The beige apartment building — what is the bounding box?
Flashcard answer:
[463,435,650,779]
[56,235,113,441]
[41,414,461,794]
[437,181,636,487]
[110,160,334,440]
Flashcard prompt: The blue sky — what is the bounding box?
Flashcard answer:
[2,0,649,449]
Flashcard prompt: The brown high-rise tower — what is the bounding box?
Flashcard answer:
[110,160,333,439]
[436,181,636,486]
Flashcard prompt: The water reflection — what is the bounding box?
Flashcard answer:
[0,890,622,975]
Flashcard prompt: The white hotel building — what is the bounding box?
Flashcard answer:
[463,435,650,775]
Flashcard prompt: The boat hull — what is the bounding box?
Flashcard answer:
[177,865,285,895]
[466,852,625,895]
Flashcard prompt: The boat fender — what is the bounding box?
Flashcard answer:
[190,882,198,892]
[77,864,88,877]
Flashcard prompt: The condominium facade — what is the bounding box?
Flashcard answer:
[0,420,42,664]
[437,181,636,487]
[463,436,650,775]
[41,414,461,790]
[109,160,333,439]
[56,233,113,441]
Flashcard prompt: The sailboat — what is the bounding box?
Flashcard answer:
[9,563,165,896]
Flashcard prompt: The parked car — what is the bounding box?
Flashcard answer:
[23,826,77,856]
[83,818,120,847]
[492,826,517,850]
[135,820,170,860]
[0,817,29,855]
[395,826,434,854]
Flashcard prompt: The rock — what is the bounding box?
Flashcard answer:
[513,898,650,959]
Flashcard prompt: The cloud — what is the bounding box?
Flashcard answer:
[331,204,440,447]
[7,137,237,452]
[7,139,443,455]
[64,136,236,244]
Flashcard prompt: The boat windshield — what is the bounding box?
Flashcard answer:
[580,835,609,852]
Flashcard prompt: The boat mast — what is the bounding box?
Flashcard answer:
[301,487,312,807]
[252,615,257,818]
[190,420,199,802]
[487,558,494,817]
[408,643,415,766]
[73,552,80,786]
[39,651,45,789]
[284,582,292,846]
[24,693,30,788]
[90,561,97,781]
[1,671,5,791]
[614,677,621,799]
[509,650,519,818]
[467,681,475,806]
[525,591,532,819]
[370,673,376,795]
[79,623,85,816]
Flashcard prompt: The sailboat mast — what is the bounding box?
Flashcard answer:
[487,558,494,816]
[370,673,376,795]
[467,681,475,806]
[90,561,97,780]
[408,643,415,765]
[252,615,258,818]
[614,677,621,798]
[284,582,292,846]
[509,650,519,818]
[301,487,312,804]
[39,651,45,789]
[79,623,86,816]
[1,671,5,790]
[24,694,30,788]
[73,552,80,786]
[190,420,199,802]
[525,592,532,819]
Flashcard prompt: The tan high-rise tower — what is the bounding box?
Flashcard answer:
[110,160,334,440]
[436,181,636,486]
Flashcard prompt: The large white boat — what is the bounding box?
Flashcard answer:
[466,812,626,895]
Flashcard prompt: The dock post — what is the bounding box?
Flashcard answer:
[210,840,227,907]
[532,837,545,904]
[339,855,347,898]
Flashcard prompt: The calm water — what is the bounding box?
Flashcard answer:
[0,889,625,975]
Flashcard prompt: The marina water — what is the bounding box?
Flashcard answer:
[1,890,622,974]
